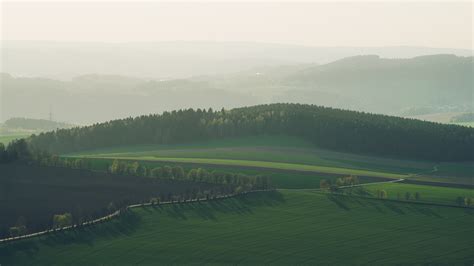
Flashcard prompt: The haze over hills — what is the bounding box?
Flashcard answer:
[1,53,472,125]
[277,54,474,114]
[3,3,474,265]
[2,41,473,80]
[0,117,74,135]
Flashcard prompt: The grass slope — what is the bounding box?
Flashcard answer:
[70,136,434,176]
[81,157,344,189]
[93,156,406,179]
[3,190,473,265]
[362,183,474,205]
[69,136,474,186]
[0,163,219,236]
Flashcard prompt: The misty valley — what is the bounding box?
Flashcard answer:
[1,2,473,265]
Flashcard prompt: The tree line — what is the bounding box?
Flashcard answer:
[456,196,473,207]
[107,159,271,191]
[0,139,30,163]
[5,174,268,239]
[30,155,271,192]
[320,175,360,192]
[22,104,474,161]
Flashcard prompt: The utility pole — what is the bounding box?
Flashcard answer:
[49,105,53,121]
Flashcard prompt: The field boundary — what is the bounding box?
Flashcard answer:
[284,178,474,209]
[401,178,474,189]
[282,178,405,192]
[2,183,472,244]
[0,189,272,244]
[2,177,471,244]
[320,190,474,210]
[78,156,473,187]
[78,155,406,179]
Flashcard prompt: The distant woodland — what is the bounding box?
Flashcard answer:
[11,103,473,162]
[2,118,73,132]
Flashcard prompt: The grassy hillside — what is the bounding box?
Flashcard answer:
[63,156,336,189]
[360,183,474,205]
[0,163,220,238]
[70,136,430,175]
[70,136,474,187]
[2,190,473,265]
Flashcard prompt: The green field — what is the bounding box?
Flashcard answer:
[69,136,474,187]
[69,136,435,175]
[360,183,474,205]
[453,122,474,128]
[79,157,342,189]
[92,156,407,179]
[2,190,473,265]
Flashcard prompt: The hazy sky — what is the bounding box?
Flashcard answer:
[1,1,473,49]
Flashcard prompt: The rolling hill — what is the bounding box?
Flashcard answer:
[278,54,474,114]
[68,135,473,188]
[2,54,472,124]
[3,40,472,80]
[2,190,473,265]
[26,104,474,161]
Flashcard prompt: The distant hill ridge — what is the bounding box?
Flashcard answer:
[4,118,74,132]
[27,103,474,161]
[2,40,472,79]
[2,54,472,124]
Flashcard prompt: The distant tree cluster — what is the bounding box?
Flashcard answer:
[375,189,388,199]
[52,213,73,229]
[109,160,146,176]
[36,155,90,169]
[8,217,27,237]
[320,176,359,192]
[335,176,359,187]
[25,104,474,161]
[4,117,73,131]
[456,196,473,207]
[375,190,422,201]
[400,192,421,201]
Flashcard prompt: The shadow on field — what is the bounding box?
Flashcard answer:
[157,191,285,221]
[382,202,405,215]
[325,194,448,218]
[0,191,284,261]
[326,194,350,211]
[406,205,442,218]
[464,209,474,216]
[0,211,141,260]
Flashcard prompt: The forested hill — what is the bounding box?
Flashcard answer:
[28,104,474,161]
[4,118,73,132]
